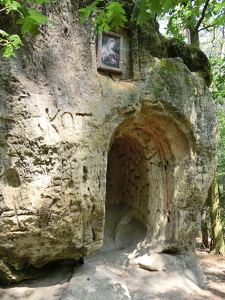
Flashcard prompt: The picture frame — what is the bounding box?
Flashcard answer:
[97,31,123,73]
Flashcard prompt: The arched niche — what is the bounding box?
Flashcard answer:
[104,114,190,251]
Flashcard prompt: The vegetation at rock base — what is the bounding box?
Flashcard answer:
[204,54,225,255]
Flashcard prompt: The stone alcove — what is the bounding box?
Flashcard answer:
[104,113,190,251]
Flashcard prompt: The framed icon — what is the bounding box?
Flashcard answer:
[97,31,123,73]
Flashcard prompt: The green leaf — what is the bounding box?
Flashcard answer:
[147,0,164,13]
[16,17,40,35]
[17,4,30,17]
[93,10,110,33]
[36,0,51,3]
[16,9,56,35]
[27,0,51,3]
[0,30,9,37]
[0,0,55,57]
[1,0,16,6]
[131,0,152,26]
[29,9,50,23]
[213,1,225,12]
[4,1,22,14]
[106,2,127,32]
[79,0,104,23]
[132,0,141,19]
[79,6,97,23]
[162,0,179,12]
[2,45,15,57]
[0,32,23,57]
[30,9,57,26]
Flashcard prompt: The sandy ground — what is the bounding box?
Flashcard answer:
[196,249,225,300]
[0,206,224,299]
[0,247,224,300]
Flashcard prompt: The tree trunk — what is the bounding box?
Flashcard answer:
[185,12,200,47]
[222,175,225,195]
[201,206,209,248]
[208,173,225,255]
[186,27,200,47]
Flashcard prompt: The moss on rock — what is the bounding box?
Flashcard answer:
[166,38,212,86]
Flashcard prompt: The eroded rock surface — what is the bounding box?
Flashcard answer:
[0,0,217,284]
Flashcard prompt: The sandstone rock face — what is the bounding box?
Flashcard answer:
[0,1,217,283]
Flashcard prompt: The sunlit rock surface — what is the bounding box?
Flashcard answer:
[0,0,217,284]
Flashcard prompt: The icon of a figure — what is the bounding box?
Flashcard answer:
[101,37,120,68]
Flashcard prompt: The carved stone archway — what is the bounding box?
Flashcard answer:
[104,113,190,251]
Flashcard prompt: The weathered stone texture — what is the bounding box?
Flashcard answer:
[0,0,217,283]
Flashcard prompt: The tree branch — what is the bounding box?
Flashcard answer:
[0,6,8,12]
[0,42,10,46]
[195,0,210,31]
[198,24,216,32]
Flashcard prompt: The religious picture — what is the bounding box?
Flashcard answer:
[97,32,122,73]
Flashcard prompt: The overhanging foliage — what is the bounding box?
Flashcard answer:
[0,0,56,57]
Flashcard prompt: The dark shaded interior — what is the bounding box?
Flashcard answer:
[105,118,178,249]
[106,135,151,227]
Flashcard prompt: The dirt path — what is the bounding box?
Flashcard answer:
[0,220,225,300]
[0,249,224,300]
[196,249,225,300]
